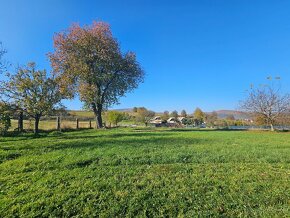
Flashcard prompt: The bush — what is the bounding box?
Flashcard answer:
[0,103,11,135]
[106,111,124,126]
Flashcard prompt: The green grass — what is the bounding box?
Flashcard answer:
[0,128,289,217]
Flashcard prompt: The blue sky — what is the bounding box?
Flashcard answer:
[1,0,290,112]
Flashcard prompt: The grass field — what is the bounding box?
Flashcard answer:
[0,128,289,217]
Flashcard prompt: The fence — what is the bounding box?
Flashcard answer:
[10,117,95,131]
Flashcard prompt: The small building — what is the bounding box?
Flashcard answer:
[149,116,163,124]
[167,117,185,124]
[167,117,177,124]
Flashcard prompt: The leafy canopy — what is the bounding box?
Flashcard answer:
[0,102,11,135]
[136,107,155,124]
[0,62,63,118]
[106,110,124,126]
[49,21,144,110]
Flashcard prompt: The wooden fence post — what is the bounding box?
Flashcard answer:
[56,116,61,131]
[76,118,79,129]
[89,120,92,129]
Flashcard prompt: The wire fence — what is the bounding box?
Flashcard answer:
[10,117,95,132]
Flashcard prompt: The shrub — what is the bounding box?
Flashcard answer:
[0,109,11,135]
[106,111,124,126]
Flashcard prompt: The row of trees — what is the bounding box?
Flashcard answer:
[106,107,251,128]
[0,21,144,134]
[133,107,206,121]
[132,107,212,126]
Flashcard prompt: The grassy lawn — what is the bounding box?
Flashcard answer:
[0,128,289,217]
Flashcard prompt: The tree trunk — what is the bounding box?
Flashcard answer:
[270,123,274,131]
[18,111,23,132]
[92,103,103,129]
[34,115,40,134]
[76,118,79,129]
[56,116,61,131]
[95,110,103,128]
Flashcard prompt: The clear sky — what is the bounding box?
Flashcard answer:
[1,0,290,112]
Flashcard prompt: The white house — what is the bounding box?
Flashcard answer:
[149,116,163,124]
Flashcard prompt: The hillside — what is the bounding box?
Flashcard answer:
[214,110,250,120]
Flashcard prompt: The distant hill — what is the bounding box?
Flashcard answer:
[112,108,133,112]
[67,109,251,120]
[213,110,250,120]
[67,108,134,118]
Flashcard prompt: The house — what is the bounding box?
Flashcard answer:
[167,117,185,124]
[165,117,184,127]
[167,117,177,123]
[149,116,163,124]
[150,116,185,127]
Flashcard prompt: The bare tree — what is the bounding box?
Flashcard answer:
[240,84,290,131]
[0,42,7,73]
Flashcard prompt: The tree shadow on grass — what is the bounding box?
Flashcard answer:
[61,131,175,140]
[167,128,248,132]
[0,127,248,143]
[1,128,221,153]
[0,128,96,143]
[0,131,179,153]
[47,134,211,151]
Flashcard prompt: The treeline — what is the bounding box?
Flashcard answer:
[0,21,144,135]
[129,107,254,127]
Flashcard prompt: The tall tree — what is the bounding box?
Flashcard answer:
[161,110,169,121]
[0,102,11,135]
[205,111,218,127]
[0,63,63,133]
[193,107,205,125]
[136,107,155,126]
[240,84,290,131]
[170,110,178,119]
[132,107,138,113]
[49,21,144,128]
[181,109,187,117]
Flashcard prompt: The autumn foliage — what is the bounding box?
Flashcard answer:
[49,21,144,128]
